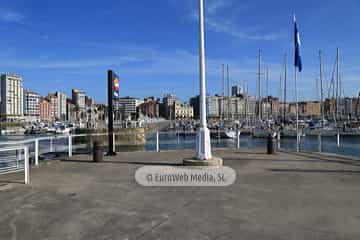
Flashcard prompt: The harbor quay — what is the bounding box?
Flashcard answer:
[0,149,360,239]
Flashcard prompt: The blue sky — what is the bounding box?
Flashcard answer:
[1,0,360,103]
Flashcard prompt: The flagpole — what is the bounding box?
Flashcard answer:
[295,67,299,152]
[197,0,212,160]
[293,13,300,152]
[184,0,222,166]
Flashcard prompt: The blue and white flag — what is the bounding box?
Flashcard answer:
[294,14,302,72]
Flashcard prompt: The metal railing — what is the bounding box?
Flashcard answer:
[274,130,356,156]
[0,146,29,184]
[0,130,357,173]
[151,130,242,152]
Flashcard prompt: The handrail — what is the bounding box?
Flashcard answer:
[0,130,239,146]
[0,145,29,184]
[0,146,28,151]
[0,130,350,159]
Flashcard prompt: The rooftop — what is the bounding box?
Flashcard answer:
[24,89,39,95]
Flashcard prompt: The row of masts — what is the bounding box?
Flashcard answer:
[220,64,230,121]
[219,48,345,125]
[268,48,343,124]
[220,64,252,123]
[256,50,271,123]
[319,48,343,124]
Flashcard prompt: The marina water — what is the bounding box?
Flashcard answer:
[1,133,359,159]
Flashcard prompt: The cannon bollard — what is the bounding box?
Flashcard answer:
[93,141,103,162]
[267,133,275,155]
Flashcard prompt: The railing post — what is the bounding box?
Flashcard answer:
[337,131,340,147]
[16,149,20,168]
[318,133,322,153]
[277,131,281,150]
[35,139,39,166]
[236,130,240,149]
[50,138,54,152]
[89,135,93,152]
[68,135,73,157]
[177,130,180,144]
[24,146,29,184]
[156,131,159,152]
[113,133,116,153]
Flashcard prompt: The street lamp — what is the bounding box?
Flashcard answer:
[183,0,222,166]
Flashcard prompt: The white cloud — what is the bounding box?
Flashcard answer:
[38,56,142,69]
[206,0,228,15]
[0,8,25,23]
[0,56,143,69]
[2,42,359,100]
[186,1,283,41]
[206,16,283,41]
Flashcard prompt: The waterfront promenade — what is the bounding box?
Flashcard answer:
[0,149,360,239]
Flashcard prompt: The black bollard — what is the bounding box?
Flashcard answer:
[93,141,103,162]
[267,133,275,154]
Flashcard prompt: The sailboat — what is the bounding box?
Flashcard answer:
[211,64,237,139]
[253,127,272,138]
[223,65,237,139]
[281,127,305,138]
[279,52,305,138]
[252,49,272,138]
[318,48,341,136]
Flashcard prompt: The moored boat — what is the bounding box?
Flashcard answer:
[281,129,305,138]
[253,128,272,138]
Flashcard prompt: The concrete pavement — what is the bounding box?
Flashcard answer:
[0,149,360,240]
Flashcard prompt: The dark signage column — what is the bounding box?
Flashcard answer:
[107,70,119,156]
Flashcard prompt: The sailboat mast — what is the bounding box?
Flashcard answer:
[336,48,340,120]
[316,78,319,101]
[245,83,248,124]
[221,64,225,121]
[280,75,282,104]
[319,50,325,127]
[258,49,262,121]
[266,67,269,122]
[227,64,230,120]
[283,53,287,123]
[279,75,282,122]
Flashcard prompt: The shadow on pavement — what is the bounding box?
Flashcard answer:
[269,168,360,174]
[283,151,360,167]
[61,159,182,166]
[0,180,25,184]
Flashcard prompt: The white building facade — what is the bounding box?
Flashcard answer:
[174,103,194,119]
[206,95,257,120]
[48,94,59,121]
[0,74,24,121]
[114,97,142,120]
[57,92,67,121]
[72,89,86,110]
[24,90,40,122]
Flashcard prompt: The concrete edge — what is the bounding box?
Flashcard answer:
[183,157,223,166]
